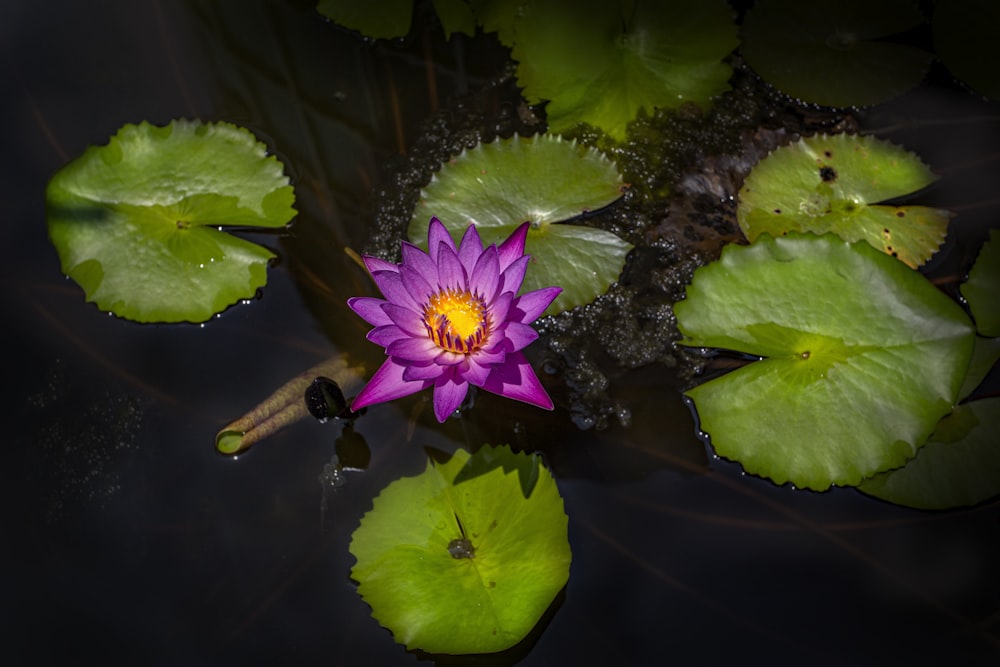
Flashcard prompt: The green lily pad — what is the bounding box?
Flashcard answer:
[737,133,950,268]
[740,0,933,108]
[46,120,296,323]
[961,229,1000,337]
[933,0,1000,101]
[675,233,975,491]
[858,398,1000,509]
[410,134,631,315]
[350,445,571,654]
[957,336,1000,401]
[316,0,413,39]
[511,0,738,140]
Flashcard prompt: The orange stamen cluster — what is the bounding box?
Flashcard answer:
[423,288,489,354]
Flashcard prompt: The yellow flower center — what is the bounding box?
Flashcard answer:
[423,289,489,354]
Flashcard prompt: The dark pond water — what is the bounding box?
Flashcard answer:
[5,1,1000,664]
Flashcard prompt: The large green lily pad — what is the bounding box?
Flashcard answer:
[410,134,631,315]
[961,229,1000,337]
[738,133,950,268]
[858,398,1000,509]
[675,233,975,491]
[46,120,296,323]
[740,0,933,108]
[512,0,738,140]
[350,445,571,654]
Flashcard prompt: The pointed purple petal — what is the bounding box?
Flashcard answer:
[363,255,399,274]
[403,362,445,382]
[351,358,431,411]
[347,296,392,327]
[368,324,408,347]
[511,286,562,323]
[487,290,513,326]
[382,303,427,337]
[398,264,435,308]
[371,270,423,312]
[498,255,529,296]
[501,321,539,351]
[470,245,500,303]
[458,224,484,276]
[434,349,466,366]
[459,356,493,386]
[433,369,469,422]
[498,222,530,271]
[386,336,440,362]
[480,351,553,410]
[427,217,457,258]
[436,243,468,290]
[401,242,441,288]
[471,346,506,366]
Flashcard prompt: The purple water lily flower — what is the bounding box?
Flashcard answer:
[347,217,561,422]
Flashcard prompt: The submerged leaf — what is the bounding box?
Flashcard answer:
[410,134,631,315]
[858,398,1000,509]
[961,229,1000,336]
[512,0,738,140]
[737,133,949,268]
[675,233,975,491]
[350,445,571,654]
[740,0,933,107]
[46,120,296,323]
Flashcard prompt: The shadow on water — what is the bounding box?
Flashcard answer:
[5,0,1000,664]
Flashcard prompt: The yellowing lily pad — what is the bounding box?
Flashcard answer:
[46,120,296,323]
[740,0,933,108]
[961,229,1000,337]
[737,133,950,268]
[512,0,738,140]
[410,134,631,315]
[350,445,571,654]
[675,233,975,491]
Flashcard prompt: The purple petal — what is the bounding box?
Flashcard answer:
[471,346,506,366]
[501,321,539,351]
[434,349,466,366]
[351,358,432,411]
[363,255,399,274]
[347,296,392,327]
[480,351,554,410]
[427,217,457,258]
[371,270,423,312]
[401,242,440,288]
[470,245,500,303]
[436,243,468,290]
[498,222,530,271]
[459,356,493,387]
[498,255,529,297]
[368,324,408,347]
[458,224,484,276]
[433,368,469,422]
[511,286,562,323]
[398,264,435,308]
[386,336,440,362]
[488,290,513,325]
[403,362,444,382]
[383,303,427,337]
